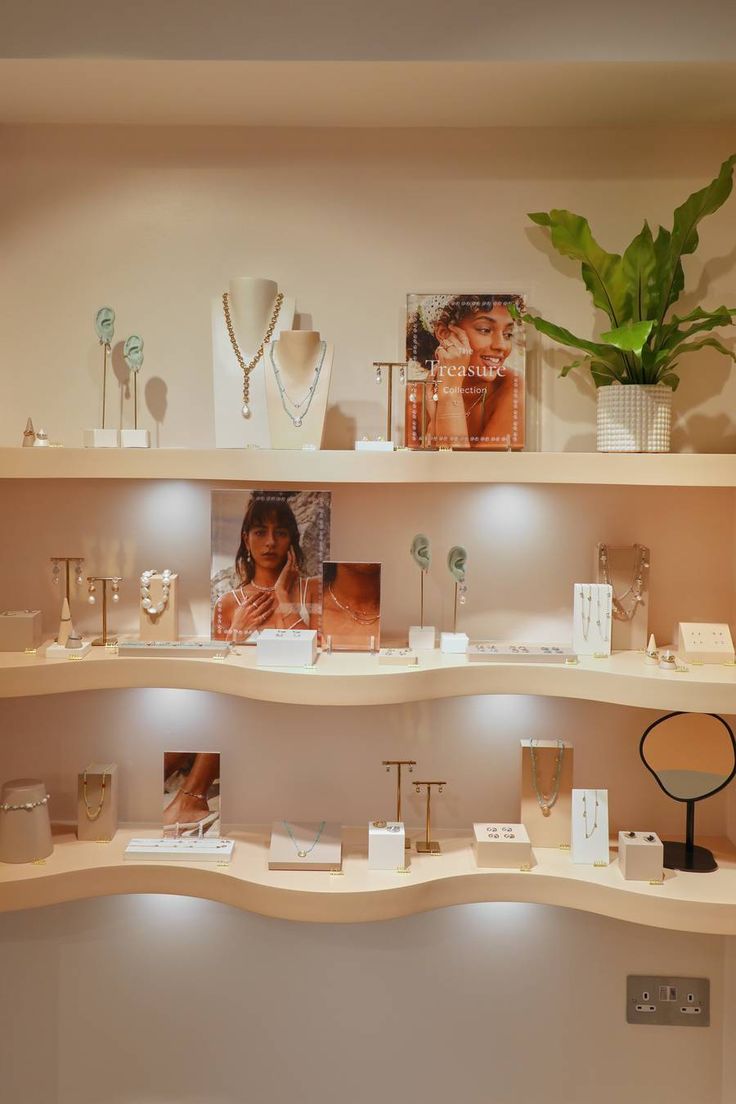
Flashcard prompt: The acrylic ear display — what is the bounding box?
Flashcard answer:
[440,545,468,653]
[408,533,435,650]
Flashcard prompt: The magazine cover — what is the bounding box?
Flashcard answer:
[211,489,331,643]
[321,561,381,652]
[405,293,526,450]
[163,752,220,838]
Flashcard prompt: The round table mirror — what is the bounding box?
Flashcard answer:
[640,712,736,872]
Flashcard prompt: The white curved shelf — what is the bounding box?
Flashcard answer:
[2,827,736,934]
[2,645,736,711]
[2,447,736,486]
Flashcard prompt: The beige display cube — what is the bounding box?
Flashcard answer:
[268,821,342,871]
[0,609,43,651]
[0,778,53,863]
[474,823,532,868]
[77,763,119,842]
[520,739,574,847]
[618,831,664,882]
[139,574,179,642]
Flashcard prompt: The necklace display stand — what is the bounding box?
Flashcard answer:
[595,543,649,652]
[139,572,179,642]
[0,778,53,864]
[77,763,118,842]
[571,788,610,864]
[212,277,295,448]
[520,739,574,846]
[572,583,613,656]
[265,331,333,449]
[268,821,342,870]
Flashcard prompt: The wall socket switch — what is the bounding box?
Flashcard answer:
[626,976,710,1027]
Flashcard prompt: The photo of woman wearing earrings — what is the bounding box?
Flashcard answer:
[211,489,331,642]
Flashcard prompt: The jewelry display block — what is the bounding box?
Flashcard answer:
[46,640,92,658]
[117,640,230,657]
[124,837,235,863]
[368,820,406,869]
[378,648,417,666]
[268,821,342,871]
[408,626,435,651]
[354,439,395,452]
[468,642,575,664]
[618,831,664,882]
[0,609,42,651]
[77,763,118,842]
[440,631,468,654]
[257,629,318,667]
[0,778,53,864]
[120,428,150,448]
[596,543,649,652]
[677,622,735,664]
[571,788,610,865]
[83,428,119,448]
[139,573,179,642]
[572,583,612,656]
[474,823,532,868]
[520,740,574,847]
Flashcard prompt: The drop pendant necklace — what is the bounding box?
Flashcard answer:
[269,341,327,429]
[222,290,284,418]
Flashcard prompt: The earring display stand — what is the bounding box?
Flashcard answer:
[360,362,406,450]
[595,543,649,652]
[47,556,92,657]
[77,763,118,842]
[383,759,416,849]
[139,573,179,642]
[413,780,446,854]
[520,739,574,847]
[87,576,122,646]
[572,583,613,657]
[571,788,610,865]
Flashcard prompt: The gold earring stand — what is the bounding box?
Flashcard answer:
[50,556,85,603]
[413,780,447,854]
[372,362,407,444]
[383,759,416,849]
[88,576,122,646]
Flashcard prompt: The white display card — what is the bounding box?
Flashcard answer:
[468,642,575,664]
[124,837,235,863]
[474,823,532,868]
[354,439,395,452]
[572,584,612,656]
[268,821,342,871]
[618,831,663,882]
[257,629,318,667]
[378,648,418,666]
[368,820,406,869]
[571,789,610,865]
[677,623,735,664]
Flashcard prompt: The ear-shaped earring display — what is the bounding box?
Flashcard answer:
[447,546,467,584]
[410,534,431,572]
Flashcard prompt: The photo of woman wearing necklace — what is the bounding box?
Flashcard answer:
[405,292,526,450]
[321,562,381,651]
[211,489,330,643]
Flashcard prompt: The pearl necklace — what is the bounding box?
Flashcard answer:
[223,291,284,418]
[140,569,173,616]
[529,739,565,817]
[327,585,380,625]
[1,793,50,812]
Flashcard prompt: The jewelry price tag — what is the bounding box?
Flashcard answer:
[593,860,608,868]
[395,866,412,875]
[649,879,664,886]
[519,863,532,872]
[31,858,47,866]
[68,654,84,661]
[24,648,37,655]
[329,869,344,877]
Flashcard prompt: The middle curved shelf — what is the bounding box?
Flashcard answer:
[1,645,736,709]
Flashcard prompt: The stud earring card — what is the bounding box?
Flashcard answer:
[572,584,612,656]
[571,788,609,864]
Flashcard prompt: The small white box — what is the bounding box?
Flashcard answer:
[408,625,435,651]
[677,622,735,664]
[83,428,119,448]
[256,629,318,667]
[618,831,664,881]
[368,820,406,869]
[46,640,92,658]
[354,439,395,451]
[120,428,150,448]
[378,648,417,666]
[474,822,532,868]
[440,631,468,654]
[0,610,43,651]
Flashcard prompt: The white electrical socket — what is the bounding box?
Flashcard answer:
[626,976,709,1026]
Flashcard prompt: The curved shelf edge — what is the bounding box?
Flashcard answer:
[1,830,736,935]
[1,646,736,711]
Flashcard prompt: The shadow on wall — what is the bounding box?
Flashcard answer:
[145,378,169,448]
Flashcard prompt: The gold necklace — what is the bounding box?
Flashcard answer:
[222,291,284,418]
[82,767,110,821]
[327,585,380,625]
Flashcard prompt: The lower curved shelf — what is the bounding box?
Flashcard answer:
[2,827,736,933]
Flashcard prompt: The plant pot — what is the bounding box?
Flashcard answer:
[596,385,672,453]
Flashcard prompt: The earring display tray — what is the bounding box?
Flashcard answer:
[124,837,235,862]
[378,648,418,666]
[256,629,318,667]
[474,822,532,868]
[0,610,43,651]
[677,622,735,665]
[468,642,575,664]
[618,831,664,881]
[116,639,231,658]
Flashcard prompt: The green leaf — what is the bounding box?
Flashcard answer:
[669,305,736,341]
[516,311,622,362]
[590,361,623,388]
[529,212,552,227]
[656,335,735,376]
[600,320,655,355]
[658,372,680,391]
[621,221,658,322]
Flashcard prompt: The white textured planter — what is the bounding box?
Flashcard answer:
[596,385,672,453]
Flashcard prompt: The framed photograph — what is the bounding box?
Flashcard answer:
[163,752,220,838]
[321,561,381,652]
[211,489,331,643]
[404,292,526,450]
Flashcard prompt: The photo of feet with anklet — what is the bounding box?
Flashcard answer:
[163,752,220,838]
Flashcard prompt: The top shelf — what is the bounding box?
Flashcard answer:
[1,448,736,487]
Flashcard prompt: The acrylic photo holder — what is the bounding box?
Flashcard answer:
[595,544,649,651]
[572,584,612,656]
[163,752,221,839]
[520,740,574,847]
[571,788,610,865]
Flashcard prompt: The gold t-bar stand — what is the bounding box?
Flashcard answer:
[373,362,407,444]
[88,576,122,646]
[50,556,85,603]
[414,780,446,854]
[383,759,416,848]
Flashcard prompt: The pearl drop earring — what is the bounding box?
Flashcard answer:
[87,580,96,605]
[111,579,120,604]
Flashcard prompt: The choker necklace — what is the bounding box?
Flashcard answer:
[529,739,565,817]
[140,569,173,616]
[223,290,284,419]
[269,340,327,428]
[582,790,600,839]
[283,820,326,858]
[83,767,110,821]
[598,543,649,622]
[327,585,380,625]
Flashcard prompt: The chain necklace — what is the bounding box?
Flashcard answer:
[582,790,600,839]
[269,340,327,429]
[327,585,380,625]
[1,792,50,812]
[529,739,565,817]
[598,543,649,621]
[82,767,110,821]
[222,290,284,418]
[579,585,592,641]
[283,820,326,859]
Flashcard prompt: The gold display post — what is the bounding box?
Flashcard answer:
[88,576,122,646]
[101,341,110,429]
[383,759,416,849]
[372,362,407,444]
[414,780,446,854]
[50,557,85,604]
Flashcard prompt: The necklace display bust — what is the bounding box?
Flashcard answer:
[265,330,333,449]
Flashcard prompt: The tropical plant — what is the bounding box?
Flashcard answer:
[513,155,736,390]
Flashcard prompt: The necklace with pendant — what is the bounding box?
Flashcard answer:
[269,341,326,429]
[327,585,380,625]
[582,790,599,839]
[283,820,326,858]
[529,738,564,817]
[222,291,284,419]
[598,543,649,621]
